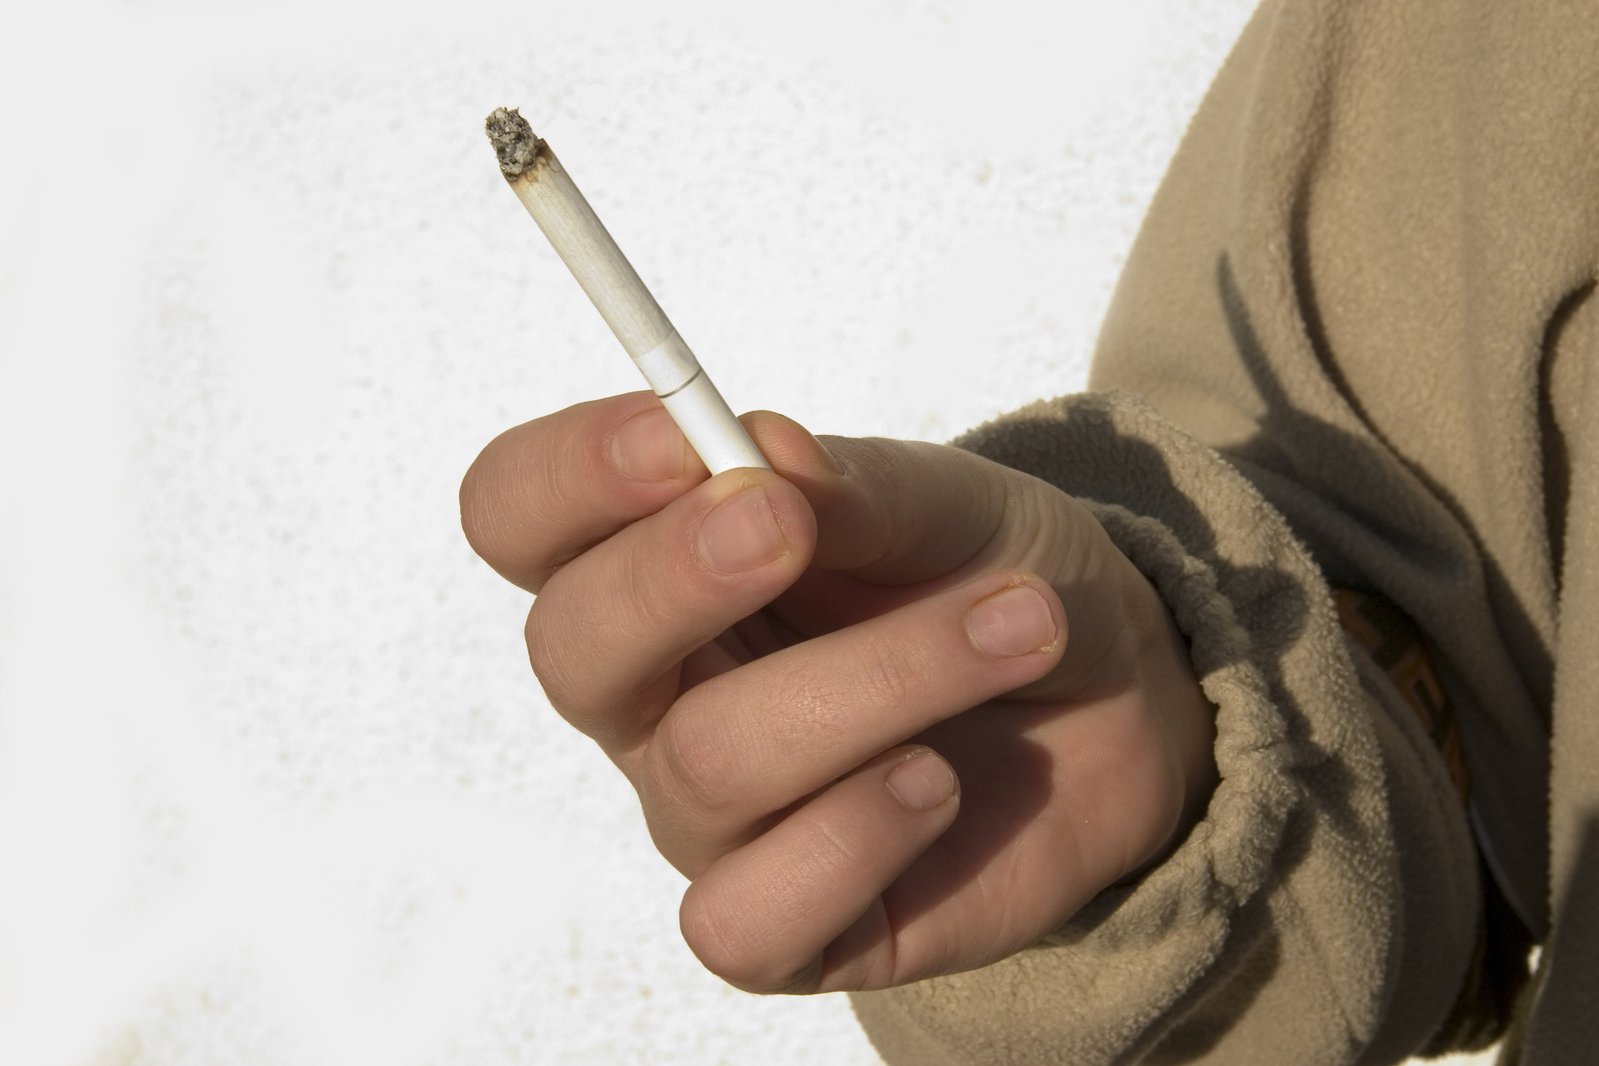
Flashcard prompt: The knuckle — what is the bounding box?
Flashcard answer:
[803,818,861,881]
[536,430,581,512]
[850,436,910,482]
[608,562,678,644]
[680,885,817,995]
[1082,704,1185,871]
[458,447,506,563]
[458,420,579,589]
[770,635,923,749]
[648,705,741,817]
[847,635,919,711]
[523,600,585,716]
[678,885,748,983]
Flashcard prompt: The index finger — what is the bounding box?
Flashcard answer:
[742,413,1042,587]
[460,391,707,593]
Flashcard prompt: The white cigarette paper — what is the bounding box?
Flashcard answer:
[485,107,769,474]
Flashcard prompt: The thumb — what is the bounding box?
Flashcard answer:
[743,410,1152,702]
[742,411,1015,582]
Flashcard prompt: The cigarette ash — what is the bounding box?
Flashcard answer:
[485,107,542,180]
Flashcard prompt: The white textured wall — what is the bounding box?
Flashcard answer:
[0,1,1494,1063]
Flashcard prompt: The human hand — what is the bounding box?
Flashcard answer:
[460,391,1215,994]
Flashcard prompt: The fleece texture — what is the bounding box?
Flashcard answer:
[850,0,1597,1062]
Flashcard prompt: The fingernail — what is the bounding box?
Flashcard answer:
[967,585,1057,658]
[609,407,686,482]
[887,751,957,812]
[697,486,788,574]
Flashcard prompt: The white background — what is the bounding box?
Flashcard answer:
[0,0,1496,1062]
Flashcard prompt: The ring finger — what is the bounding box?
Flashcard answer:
[678,745,961,995]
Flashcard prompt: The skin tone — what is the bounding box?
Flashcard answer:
[460,391,1217,994]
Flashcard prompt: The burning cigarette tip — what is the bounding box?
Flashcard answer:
[485,106,541,180]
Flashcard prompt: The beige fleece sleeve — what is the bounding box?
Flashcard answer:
[848,394,1481,1065]
[849,0,1599,1057]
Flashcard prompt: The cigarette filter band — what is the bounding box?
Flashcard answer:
[636,332,768,473]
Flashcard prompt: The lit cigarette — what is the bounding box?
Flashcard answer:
[485,107,769,474]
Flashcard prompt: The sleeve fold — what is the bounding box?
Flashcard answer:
[849,392,1481,1065]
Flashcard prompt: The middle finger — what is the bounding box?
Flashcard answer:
[526,465,817,756]
[638,569,1066,875]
